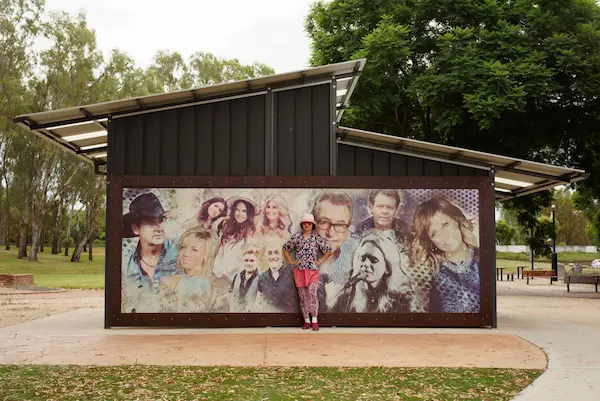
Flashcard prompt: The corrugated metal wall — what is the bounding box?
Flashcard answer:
[109,81,482,178]
[337,144,486,177]
[273,84,331,175]
[111,95,267,176]
[110,83,334,177]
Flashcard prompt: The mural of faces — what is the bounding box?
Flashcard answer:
[265,243,283,271]
[133,216,166,246]
[234,201,249,224]
[243,250,259,273]
[178,235,207,276]
[121,187,480,315]
[355,241,387,284]
[370,192,398,230]
[208,201,226,220]
[428,211,463,254]
[315,200,351,252]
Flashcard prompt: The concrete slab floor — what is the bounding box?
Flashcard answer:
[0,309,545,369]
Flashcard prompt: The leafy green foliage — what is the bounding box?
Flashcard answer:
[0,2,274,261]
[307,0,600,230]
[495,220,516,245]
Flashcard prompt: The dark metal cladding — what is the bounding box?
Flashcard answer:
[337,144,483,177]
[274,84,330,175]
[111,95,267,176]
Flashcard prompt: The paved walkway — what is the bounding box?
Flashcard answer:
[0,278,598,400]
[0,308,544,368]
[498,280,600,401]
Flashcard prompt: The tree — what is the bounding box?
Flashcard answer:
[541,188,591,245]
[495,220,516,245]
[0,0,43,251]
[71,172,104,263]
[573,187,600,246]
[307,0,600,221]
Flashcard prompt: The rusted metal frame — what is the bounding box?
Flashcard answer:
[106,175,495,328]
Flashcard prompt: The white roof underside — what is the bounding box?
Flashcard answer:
[337,126,587,201]
[13,59,366,167]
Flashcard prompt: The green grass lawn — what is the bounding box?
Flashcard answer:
[0,365,542,401]
[0,247,104,289]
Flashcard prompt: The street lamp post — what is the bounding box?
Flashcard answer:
[551,204,558,281]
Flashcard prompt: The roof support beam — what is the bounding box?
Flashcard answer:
[450,150,464,160]
[510,180,562,198]
[504,160,521,169]
[337,138,489,171]
[80,108,107,129]
[495,167,575,184]
[77,146,108,155]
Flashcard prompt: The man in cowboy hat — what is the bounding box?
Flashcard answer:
[122,192,179,305]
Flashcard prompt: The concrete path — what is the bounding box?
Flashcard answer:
[497,280,600,401]
[0,278,599,400]
[0,308,544,368]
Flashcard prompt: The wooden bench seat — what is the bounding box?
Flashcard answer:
[522,270,557,285]
[566,275,599,293]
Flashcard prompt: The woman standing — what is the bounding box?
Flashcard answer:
[410,197,480,313]
[259,194,292,242]
[283,213,332,331]
[212,192,259,283]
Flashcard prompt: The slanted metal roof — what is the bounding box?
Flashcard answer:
[13,59,366,168]
[337,126,587,200]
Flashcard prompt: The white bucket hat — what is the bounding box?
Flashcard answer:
[299,213,317,226]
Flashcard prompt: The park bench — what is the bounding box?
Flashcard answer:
[565,275,599,293]
[522,270,557,285]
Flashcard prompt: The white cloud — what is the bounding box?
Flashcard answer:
[44,0,316,73]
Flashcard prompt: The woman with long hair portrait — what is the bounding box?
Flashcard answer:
[333,232,415,313]
[197,196,227,230]
[410,197,480,313]
[212,192,260,283]
[160,226,219,312]
[259,194,291,242]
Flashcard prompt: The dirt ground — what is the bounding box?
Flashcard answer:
[0,289,103,328]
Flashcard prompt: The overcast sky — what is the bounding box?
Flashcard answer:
[45,0,317,74]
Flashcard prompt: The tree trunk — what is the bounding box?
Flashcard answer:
[83,242,87,252]
[70,237,87,262]
[71,205,97,263]
[40,227,44,252]
[51,204,64,254]
[88,232,93,261]
[17,188,32,259]
[1,206,8,250]
[29,215,42,261]
[64,202,75,256]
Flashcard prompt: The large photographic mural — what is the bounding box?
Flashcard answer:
[121,187,480,315]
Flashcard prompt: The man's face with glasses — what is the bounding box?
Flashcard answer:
[315,200,351,252]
